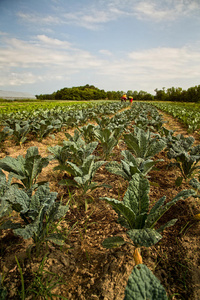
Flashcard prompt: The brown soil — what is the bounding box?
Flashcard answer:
[1,108,200,300]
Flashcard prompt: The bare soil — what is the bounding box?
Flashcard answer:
[1,108,200,300]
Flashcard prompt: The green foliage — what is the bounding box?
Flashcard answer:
[101,174,194,248]
[0,169,12,218]
[49,130,99,168]
[78,123,97,143]
[94,127,119,159]
[167,134,200,185]
[106,149,162,180]
[102,174,194,300]
[13,121,30,145]
[32,118,55,141]
[0,183,68,246]
[0,126,13,144]
[154,85,200,103]
[102,236,126,248]
[124,264,168,300]
[95,116,111,129]
[124,127,166,159]
[59,155,109,195]
[53,84,107,101]
[152,101,200,132]
[0,146,49,192]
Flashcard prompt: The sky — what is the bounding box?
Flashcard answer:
[0,0,200,96]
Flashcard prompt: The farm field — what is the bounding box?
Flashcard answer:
[0,100,108,115]
[0,101,200,299]
[151,101,200,133]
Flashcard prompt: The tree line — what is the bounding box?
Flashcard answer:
[35,84,154,101]
[154,85,200,102]
[36,84,200,102]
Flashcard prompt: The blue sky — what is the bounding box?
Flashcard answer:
[0,0,200,96]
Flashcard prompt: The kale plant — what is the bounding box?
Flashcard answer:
[94,127,119,160]
[0,146,49,193]
[106,149,162,180]
[167,134,200,185]
[102,174,194,248]
[13,121,30,146]
[58,155,110,210]
[0,126,13,145]
[59,155,109,195]
[101,174,195,299]
[123,127,166,159]
[49,131,98,168]
[78,123,97,143]
[0,183,69,248]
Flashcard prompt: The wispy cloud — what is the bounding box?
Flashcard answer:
[0,35,104,86]
[0,34,200,91]
[99,49,113,56]
[133,0,200,22]
[17,12,61,25]
[16,0,200,32]
[36,35,72,49]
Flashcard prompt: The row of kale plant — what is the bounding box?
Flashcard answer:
[0,101,128,146]
[0,102,200,299]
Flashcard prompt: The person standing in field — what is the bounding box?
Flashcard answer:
[129,96,133,105]
[121,94,127,102]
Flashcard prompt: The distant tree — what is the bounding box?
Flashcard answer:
[154,88,166,101]
[127,90,133,98]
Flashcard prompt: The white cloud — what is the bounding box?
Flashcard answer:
[99,49,113,56]
[0,72,38,86]
[133,0,200,22]
[0,34,200,93]
[96,44,200,92]
[36,35,72,49]
[16,0,200,33]
[0,35,105,86]
[17,12,61,25]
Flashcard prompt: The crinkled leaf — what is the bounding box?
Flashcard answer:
[142,159,162,175]
[0,155,25,177]
[128,228,162,247]
[85,141,98,155]
[67,161,83,176]
[53,204,69,220]
[105,161,129,180]
[157,218,178,233]
[92,160,106,176]
[123,133,140,157]
[189,177,200,191]
[145,196,166,228]
[14,217,40,239]
[102,236,126,248]
[46,233,65,246]
[0,198,11,218]
[102,197,136,229]
[0,220,22,230]
[122,150,137,165]
[124,264,168,300]
[123,174,149,217]
[145,189,195,229]
[4,186,29,213]
[145,139,166,159]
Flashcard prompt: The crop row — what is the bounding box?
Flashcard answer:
[0,101,128,145]
[151,101,200,133]
[0,100,104,115]
[0,102,200,299]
